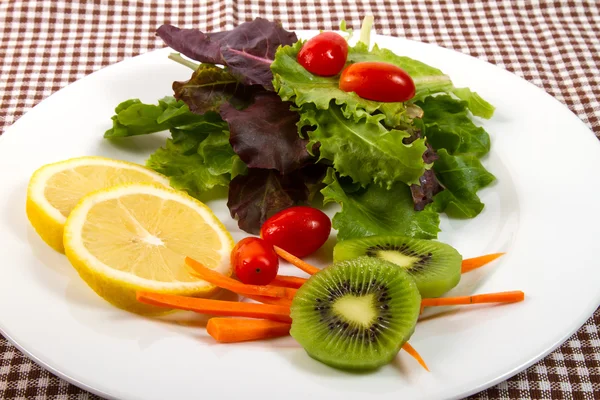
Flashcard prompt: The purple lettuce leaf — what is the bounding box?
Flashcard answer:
[218,18,297,88]
[172,64,260,115]
[157,18,297,89]
[220,92,313,174]
[156,25,228,64]
[410,169,444,211]
[227,168,310,234]
[404,126,445,210]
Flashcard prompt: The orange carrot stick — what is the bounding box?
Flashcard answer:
[244,294,293,307]
[136,291,292,323]
[461,253,505,274]
[402,342,430,372]
[206,318,292,343]
[273,246,320,275]
[271,275,308,289]
[185,257,297,300]
[421,291,524,308]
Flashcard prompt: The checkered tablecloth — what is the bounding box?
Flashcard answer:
[1,1,598,399]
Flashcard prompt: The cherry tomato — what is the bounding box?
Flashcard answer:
[339,62,416,102]
[231,237,279,285]
[260,206,331,258]
[297,32,349,77]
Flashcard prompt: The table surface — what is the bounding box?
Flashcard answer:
[1,1,599,399]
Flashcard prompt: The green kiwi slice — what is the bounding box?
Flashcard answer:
[333,235,462,298]
[290,256,421,371]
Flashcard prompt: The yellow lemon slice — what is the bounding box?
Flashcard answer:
[26,156,170,252]
[63,183,234,315]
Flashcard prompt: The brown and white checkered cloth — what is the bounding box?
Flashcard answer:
[1,1,598,399]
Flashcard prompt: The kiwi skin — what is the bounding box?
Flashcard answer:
[333,235,463,298]
[290,256,422,371]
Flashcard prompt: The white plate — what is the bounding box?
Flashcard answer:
[1,31,599,400]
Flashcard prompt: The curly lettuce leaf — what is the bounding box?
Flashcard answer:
[321,169,440,241]
[130,109,239,198]
[158,18,297,89]
[168,128,210,155]
[431,149,496,218]
[156,96,194,123]
[272,41,411,127]
[221,92,313,174]
[173,64,258,115]
[347,43,454,101]
[227,168,309,234]
[297,102,428,188]
[103,96,241,197]
[272,40,494,126]
[197,130,240,176]
[231,156,249,179]
[416,95,491,157]
[146,137,230,198]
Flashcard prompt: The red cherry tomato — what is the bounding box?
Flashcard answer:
[297,32,349,77]
[260,206,331,258]
[339,62,416,102]
[231,237,279,285]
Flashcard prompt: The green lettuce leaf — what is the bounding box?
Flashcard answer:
[431,149,496,218]
[416,95,491,157]
[347,43,454,101]
[272,40,493,126]
[321,169,440,241]
[168,128,210,155]
[156,96,192,123]
[104,97,213,138]
[104,99,169,138]
[197,130,240,176]
[231,156,249,179]
[167,111,228,152]
[143,112,239,198]
[146,137,230,198]
[271,41,411,127]
[451,87,495,119]
[297,103,428,188]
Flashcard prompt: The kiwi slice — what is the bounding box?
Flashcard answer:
[290,256,421,371]
[333,235,462,298]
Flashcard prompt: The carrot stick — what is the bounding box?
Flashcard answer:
[461,253,505,274]
[273,246,320,275]
[244,294,293,307]
[136,291,292,323]
[185,257,297,300]
[206,318,292,343]
[402,342,430,372]
[421,291,525,308]
[271,275,308,289]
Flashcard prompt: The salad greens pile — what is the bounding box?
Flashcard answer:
[104,17,496,238]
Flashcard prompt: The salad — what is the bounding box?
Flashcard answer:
[26,16,522,374]
[103,16,496,239]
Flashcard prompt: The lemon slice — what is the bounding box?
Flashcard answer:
[63,183,234,315]
[26,156,170,253]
